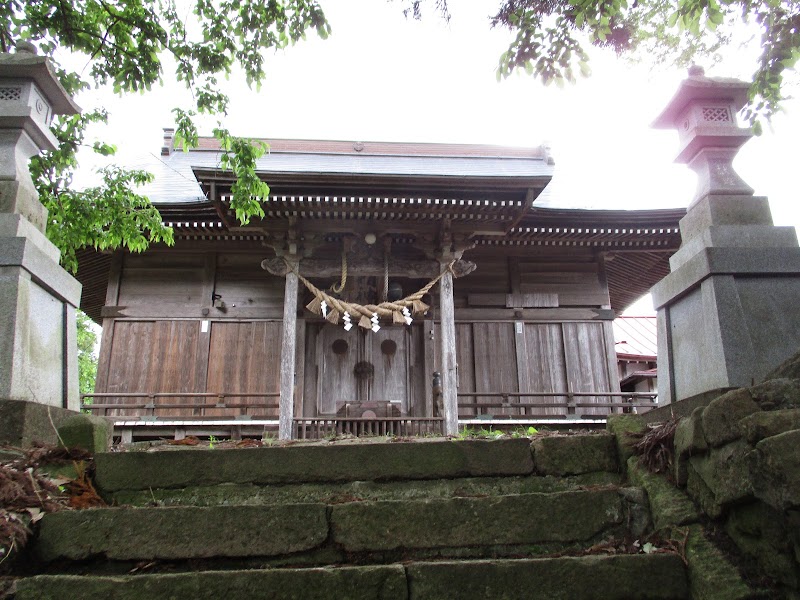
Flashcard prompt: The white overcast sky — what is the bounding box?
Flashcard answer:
[67,0,799,311]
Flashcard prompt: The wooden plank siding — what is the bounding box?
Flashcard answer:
[315,325,359,415]
[117,253,206,307]
[108,251,285,319]
[215,254,286,311]
[441,249,619,418]
[95,244,621,423]
[303,324,320,417]
[408,323,427,417]
[104,321,204,416]
[562,322,615,415]
[205,322,282,417]
[308,324,426,417]
[518,260,608,307]
[472,323,519,413]
[455,323,476,401]
[367,327,410,410]
[451,322,618,418]
[524,324,569,416]
[96,250,287,419]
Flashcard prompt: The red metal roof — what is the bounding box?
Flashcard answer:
[614,316,658,359]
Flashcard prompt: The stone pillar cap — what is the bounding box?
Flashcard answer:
[0,52,80,115]
[651,71,750,130]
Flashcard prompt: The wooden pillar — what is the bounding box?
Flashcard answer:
[439,268,459,436]
[279,259,299,440]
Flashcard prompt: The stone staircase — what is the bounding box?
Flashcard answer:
[13,435,692,599]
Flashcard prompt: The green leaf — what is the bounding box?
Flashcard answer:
[9,0,331,270]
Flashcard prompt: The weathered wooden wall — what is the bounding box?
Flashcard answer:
[438,246,619,417]
[96,249,287,417]
[303,323,426,417]
[95,242,619,419]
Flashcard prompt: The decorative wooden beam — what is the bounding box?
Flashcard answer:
[100,305,285,320]
[451,307,616,321]
[261,256,476,280]
[506,187,537,232]
[467,293,559,308]
[209,181,233,230]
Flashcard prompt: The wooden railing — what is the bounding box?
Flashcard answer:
[81,390,655,441]
[456,391,658,419]
[294,417,445,439]
[80,392,280,419]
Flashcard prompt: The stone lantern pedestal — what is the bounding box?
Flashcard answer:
[0,46,83,436]
[651,68,800,405]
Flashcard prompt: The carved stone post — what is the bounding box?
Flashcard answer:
[651,67,800,404]
[278,256,299,440]
[0,44,82,423]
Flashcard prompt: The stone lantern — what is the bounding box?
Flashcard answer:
[652,66,754,204]
[0,43,79,230]
[0,42,83,435]
[650,67,800,406]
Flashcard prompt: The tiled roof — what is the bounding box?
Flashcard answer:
[614,316,658,359]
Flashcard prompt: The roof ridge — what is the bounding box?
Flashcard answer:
[187,136,549,159]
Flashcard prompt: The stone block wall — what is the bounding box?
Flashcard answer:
[673,353,800,594]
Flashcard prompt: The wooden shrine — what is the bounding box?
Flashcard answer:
[75,138,683,440]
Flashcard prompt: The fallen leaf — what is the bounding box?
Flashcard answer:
[167,437,200,446]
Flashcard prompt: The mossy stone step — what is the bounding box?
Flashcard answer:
[94,439,536,493]
[15,554,688,600]
[34,504,329,563]
[34,489,630,565]
[94,435,620,495]
[331,489,627,553]
[110,470,622,507]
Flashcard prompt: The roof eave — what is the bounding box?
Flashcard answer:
[192,167,552,193]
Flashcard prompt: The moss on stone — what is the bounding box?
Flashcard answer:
[683,524,762,600]
[702,389,760,448]
[685,459,724,519]
[749,429,800,511]
[111,471,623,508]
[0,398,75,447]
[726,502,799,589]
[330,490,624,552]
[749,379,800,411]
[674,407,708,486]
[740,409,800,444]
[94,438,535,493]
[57,413,112,453]
[690,440,754,510]
[606,414,646,466]
[406,554,689,600]
[35,504,329,563]
[618,486,653,538]
[626,456,700,531]
[532,434,618,476]
[15,565,409,600]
